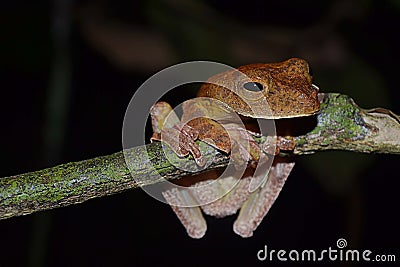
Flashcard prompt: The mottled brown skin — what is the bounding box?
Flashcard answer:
[198,58,319,119]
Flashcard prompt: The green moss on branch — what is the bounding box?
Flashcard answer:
[1,93,399,220]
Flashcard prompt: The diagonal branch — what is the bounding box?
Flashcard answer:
[0,93,399,220]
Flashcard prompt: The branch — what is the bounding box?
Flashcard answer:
[294,93,400,154]
[0,93,399,220]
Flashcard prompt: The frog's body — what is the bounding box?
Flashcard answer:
[150,58,320,238]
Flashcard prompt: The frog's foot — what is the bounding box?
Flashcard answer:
[277,136,296,151]
[155,124,206,166]
[261,135,296,156]
[226,126,263,167]
[233,161,295,238]
[162,188,207,239]
[150,102,206,166]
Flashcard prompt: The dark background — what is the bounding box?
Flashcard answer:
[0,0,399,266]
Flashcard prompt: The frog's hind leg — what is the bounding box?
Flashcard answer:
[162,188,207,239]
[233,160,295,238]
[191,176,251,218]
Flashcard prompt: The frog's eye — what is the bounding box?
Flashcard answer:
[238,81,266,101]
[243,82,264,92]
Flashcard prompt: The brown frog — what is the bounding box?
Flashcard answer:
[150,58,320,238]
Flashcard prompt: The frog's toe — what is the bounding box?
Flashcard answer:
[248,174,266,193]
[162,188,207,239]
[155,123,207,166]
[150,102,180,134]
[277,136,296,151]
[233,161,295,238]
[248,154,271,192]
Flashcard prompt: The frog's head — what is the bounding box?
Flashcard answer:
[197,58,320,119]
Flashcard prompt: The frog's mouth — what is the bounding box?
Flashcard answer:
[223,83,321,119]
[233,97,321,120]
[239,111,319,120]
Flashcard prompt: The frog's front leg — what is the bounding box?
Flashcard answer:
[233,160,295,238]
[150,100,267,239]
[150,101,211,238]
[182,98,266,165]
[151,99,263,167]
[150,102,206,166]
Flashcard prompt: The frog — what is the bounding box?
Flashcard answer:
[150,58,320,238]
